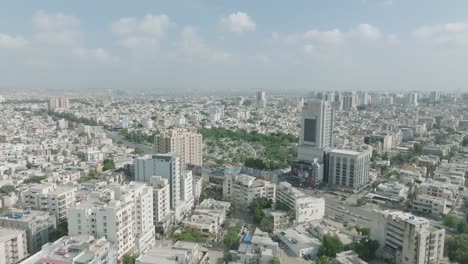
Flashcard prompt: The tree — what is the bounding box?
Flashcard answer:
[131,148,145,155]
[355,226,371,237]
[259,215,274,233]
[123,255,137,264]
[315,256,334,264]
[357,198,367,207]
[103,158,115,171]
[446,235,468,263]
[250,198,273,224]
[371,180,381,189]
[319,234,343,258]
[444,214,461,229]
[457,222,468,234]
[271,257,281,264]
[0,185,15,194]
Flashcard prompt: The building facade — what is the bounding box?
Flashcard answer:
[328,148,372,191]
[154,129,203,168]
[223,174,276,210]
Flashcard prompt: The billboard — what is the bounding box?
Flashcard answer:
[290,161,316,188]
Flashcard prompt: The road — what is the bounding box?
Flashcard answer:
[106,131,156,154]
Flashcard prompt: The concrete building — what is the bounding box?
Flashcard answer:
[328,148,372,191]
[276,182,325,224]
[371,210,445,264]
[342,92,359,110]
[419,179,456,201]
[20,235,116,264]
[263,209,290,231]
[411,195,448,216]
[300,99,334,149]
[335,250,368,264]
[276,226,321,257]
[400,128,414,142]
[0,209,56,254]
[154,129,203,168]
[149,176,172,235]
[20,183,76,222]
[68,182,155,259]
[223,174,276,210]
[232,228,279,264]
[0,228,28,264]
[48,97,69,111]
[364,132,395,153]
[136,241,203,264]
[375,182,408,200]
[257,91,267,108]
[406,93,419,106]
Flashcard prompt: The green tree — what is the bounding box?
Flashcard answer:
[131,148,145,155]
[259,215,274,233]
[446,235,468,263]
[315,256,334,264]
[0,185,15,194]
[224,224,242,250]
[457,222,468,234]
[103,158,115,171]
[357,198,367,207]
[371,180,381,189]
[444,214,461,229]
[319,234,343,258]
[123,255,137,264]
[271,257,281,264]
[250,198,273,224]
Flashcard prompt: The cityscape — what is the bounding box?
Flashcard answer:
[1,1,468,264]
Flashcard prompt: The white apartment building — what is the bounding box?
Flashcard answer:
[411,195,448,216]
[276,182,325,224]
[149,176,171,235]
[181,170,194,211]
[0,228,28,264]
[20,183,76,222]
[371,210,445,264]
[335,250,367,264]
[154,129,203,168]
[0,209,56,254]
[375,182,408,200]
[328,147,372,191]
[68,182,155,259]
[137,241,202,264]
[364,132,395,153]
[419,179,457,201]
[81,150,104,162]
[48,97,69,111]
[20,235,116,264]
[223,174,276,210]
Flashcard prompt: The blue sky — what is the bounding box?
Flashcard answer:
[1,0,468,93]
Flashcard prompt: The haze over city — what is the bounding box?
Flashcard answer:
[1,0,468,92]
[1,1,468,264]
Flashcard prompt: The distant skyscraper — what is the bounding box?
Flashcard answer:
[406,92,418,106]
[342,93,359,110]
[300,99,334,149]
[256,91,267,108]
[430,91,440,103]
[48,97,69,111]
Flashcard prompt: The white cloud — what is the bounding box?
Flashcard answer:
[32,10,82,45]
[382,0,394,6]
[178,26,232,62]
[414,21,468,46]
[72,47,114,62]
[352,24,381,40]
[110,14,170,48]
[0,33,28,48]
[303,44,318,56]
[220,12,256,34]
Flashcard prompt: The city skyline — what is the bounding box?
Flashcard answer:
[1,1,468,92]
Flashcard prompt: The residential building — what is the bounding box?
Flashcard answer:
[411,195,448,215]
[20,183,76,222]
[375,182,408,200]
[276,182,325,224]
[419,179,456,201]
[223,174,276,210]
[0,228,28,264]
[0,209,56,254]
[136,241,203,264]
[371,210,445,264]
[232,228,279,264]
[335,250,368,264]
[276,226,321,257]
[342,93,359,111]
[257,91,267,108]
[328,147,372,191]
[48,97,69,111]
[149,176,171,235]
[154,129,203,168]
[20,235,116,264]
[68,182,155,259]
[263,209,289,231]
[364,132,395,153]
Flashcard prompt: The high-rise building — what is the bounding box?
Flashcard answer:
[48,97,69,111]
[371,210,445,264]
[328,147,372,191]
[20,183,76,222]
[223,174,276,210]
[406,92,419,106]
[68,182,155,259]
[134,154,193,222]
[150,176,172,234]
[154,129,203,168]
[0,227,28,264]
[300,99,334,149]
[342,93,359,110]
[256,91,267,108]
[430,91,440,103]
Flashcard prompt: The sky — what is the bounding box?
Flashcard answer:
[1,0,468,94]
